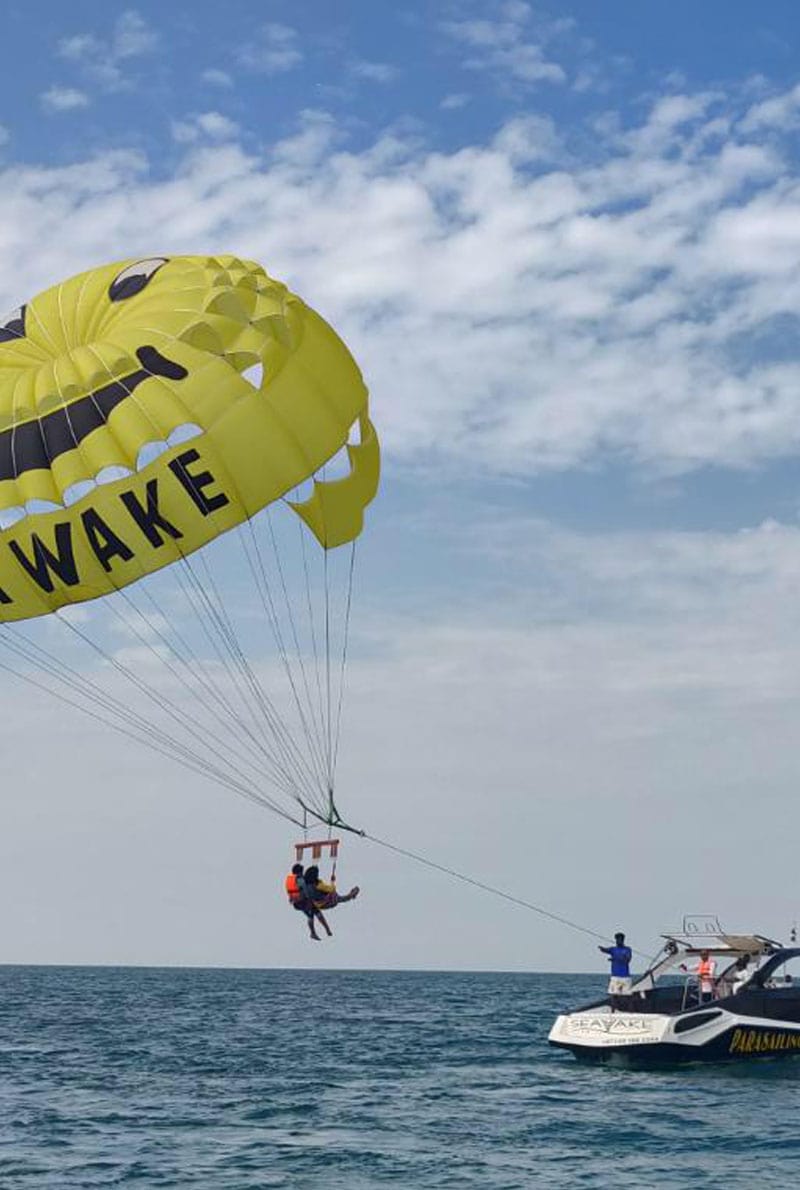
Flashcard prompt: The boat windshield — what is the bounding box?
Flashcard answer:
[753,954,800,988]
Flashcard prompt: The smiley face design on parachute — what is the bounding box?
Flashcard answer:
[0,254,378,621]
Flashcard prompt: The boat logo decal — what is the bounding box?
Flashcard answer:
[567,1016,652,1034]
[729,1027,800,1055]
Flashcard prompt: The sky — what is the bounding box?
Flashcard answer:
[2,1,800,971]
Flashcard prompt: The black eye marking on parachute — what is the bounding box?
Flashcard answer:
[4,449,230,595]
[0,346,187,482]
[108,258,169,303]
[0,305,26,343]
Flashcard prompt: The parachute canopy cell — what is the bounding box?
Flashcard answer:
[0,254,379,622]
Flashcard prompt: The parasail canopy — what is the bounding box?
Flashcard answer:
[0,255,380,829]
[0,254,378,616]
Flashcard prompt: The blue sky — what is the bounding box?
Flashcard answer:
[3,2,800,970]
[5,2,800,169]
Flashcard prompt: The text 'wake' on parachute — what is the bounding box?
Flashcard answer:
[0,254,379,620]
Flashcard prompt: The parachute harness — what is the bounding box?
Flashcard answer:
[293,787,365,884]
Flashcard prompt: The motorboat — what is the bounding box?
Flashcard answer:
[549,917,800,1063]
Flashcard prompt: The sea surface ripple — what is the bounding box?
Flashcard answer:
[0,967,798,1188]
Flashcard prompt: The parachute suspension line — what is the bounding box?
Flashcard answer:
[174,550,306,797]
[197,543,329,812]
[133,579,282,778]
[257,509,331,791]
[323,785,339,884]
[171,562,276,759]
[101,587,244,749]
[194,544,319,792]
[0,625,297,821]
[242,514,331,807]
[173,545,279,772]
[0,624,231,782]
[102,583,299,798]
[330,541,357,789]
[233,522,327,793]
[50,608,287,809]
[189,545,326,814]
[175,551,323,809]
[329,820,339,884]
[0,649,270,810]
[0,627,194,764]
[297,515,327,774]
[323,544,333,790]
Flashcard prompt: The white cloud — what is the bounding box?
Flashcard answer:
[171,111,240,144]
[740,82,800,132]
[442,2,567,86]
[57,9,158,91]
[202,67,233,88]
[3,87,800,479]
[40,86,90,113]
[440,92,469,110]
[350,59,399,84]
[112,9,158,59]
[58,33,101,62]
[238,23,302,74]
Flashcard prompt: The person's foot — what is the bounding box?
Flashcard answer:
[310,931,320,941]
[348,886,360,900]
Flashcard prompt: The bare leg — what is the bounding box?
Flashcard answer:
[315,908,333,937]
[317,887,360,909]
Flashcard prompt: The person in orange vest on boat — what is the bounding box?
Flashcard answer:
[284,862,331,942]
[681,950,717,1003]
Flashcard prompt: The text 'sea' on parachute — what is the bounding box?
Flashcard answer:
[0,255,379,830]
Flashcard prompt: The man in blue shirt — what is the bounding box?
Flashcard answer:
[599,931,633,1009]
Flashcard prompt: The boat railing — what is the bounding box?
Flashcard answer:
[680,975,702,1011]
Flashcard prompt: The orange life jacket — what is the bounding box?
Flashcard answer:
[697,958,715,984]
[285,872,302,902]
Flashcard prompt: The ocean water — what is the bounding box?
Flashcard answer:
[0,967,798,1188]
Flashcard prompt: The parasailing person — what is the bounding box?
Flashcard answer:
[286,830,361,939]
[285,862,330,941]
[0,253,380,943]
[303,864,359,911]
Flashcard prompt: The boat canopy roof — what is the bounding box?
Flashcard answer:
[661,932,782,956]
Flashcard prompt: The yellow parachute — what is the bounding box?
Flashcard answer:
[0,255,379,827]
[0,254,378,618]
